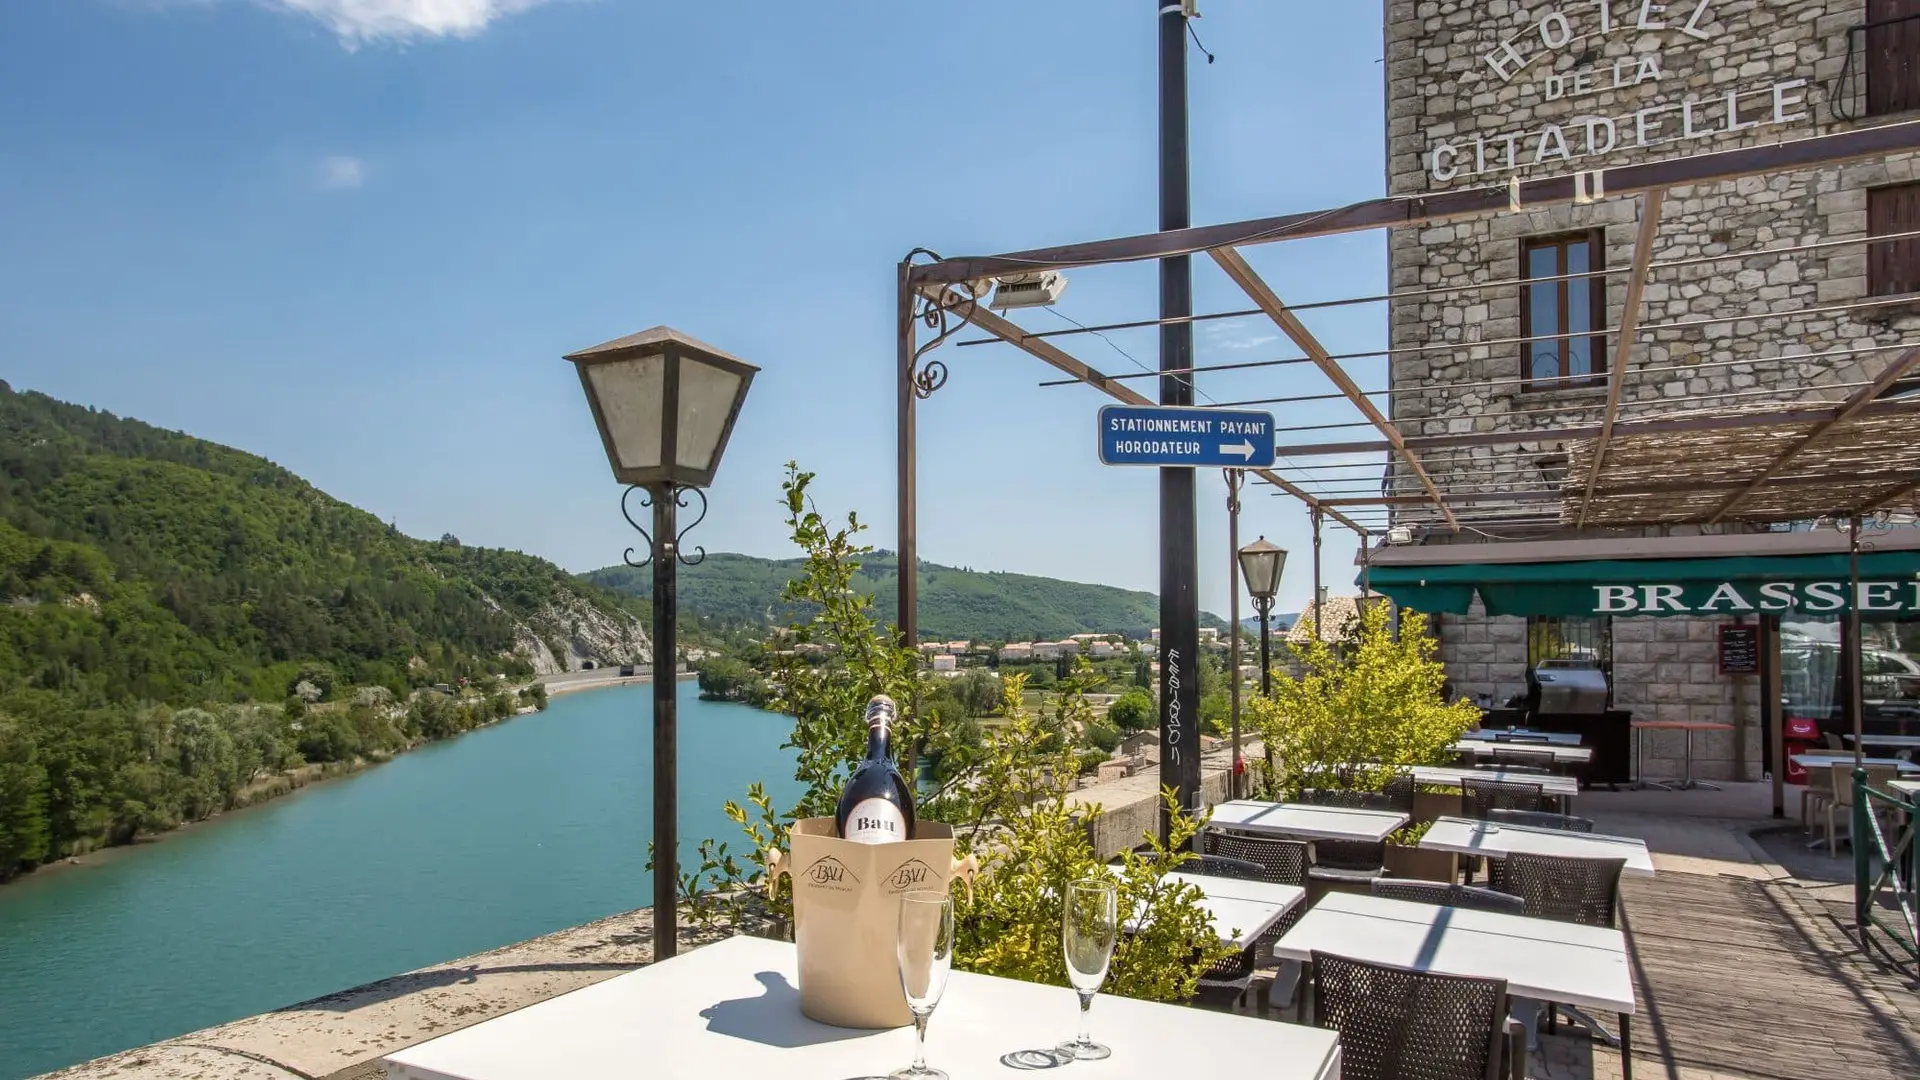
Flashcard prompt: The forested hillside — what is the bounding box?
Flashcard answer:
[0,380,645,879]
[586,551,1226,642]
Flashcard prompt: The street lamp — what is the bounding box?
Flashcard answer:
[566,325,758,963]
[1237,536,1287,699]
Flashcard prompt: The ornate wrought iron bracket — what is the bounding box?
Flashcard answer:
[906,252,988,400]
[621,484,710,569]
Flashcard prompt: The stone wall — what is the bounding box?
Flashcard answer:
[1380,1,1918,780]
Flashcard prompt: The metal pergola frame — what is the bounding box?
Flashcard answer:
[895,118,1920,811]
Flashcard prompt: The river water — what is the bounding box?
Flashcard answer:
[0,682,800,1079]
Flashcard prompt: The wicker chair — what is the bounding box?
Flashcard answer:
[1310,951,1523,1080]
[1299,786,1396,811]
[1370,878,1526,914]
[1496,852,1625,927]
[1204,831,1311,885]
[1485,808,1594,832]
[1490,748,1560,773]
[1193,942,1260,1012]
[1382,773,1417,813]
[1494,733,1552,744]
[1309,838,1389,884]
[1188,853,1267,882]
[1463,778,1545,819]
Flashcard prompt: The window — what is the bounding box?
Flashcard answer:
[1527,616,1613,671]
[1865,0,1920,117]
[1868,183,1920,298]
[1520,233,1607,389]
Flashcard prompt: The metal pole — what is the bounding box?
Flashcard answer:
[1157,0,1200,841]
[651,485,679,962]
[1226,470,1243,801]
[1311,507,1324,640]
[1259,598,1273,781]
[897,262,918,653]
[1848,514,1865,769]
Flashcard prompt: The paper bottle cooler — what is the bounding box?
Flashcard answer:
[766,818,976,1029]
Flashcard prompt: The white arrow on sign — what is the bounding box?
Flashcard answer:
[1218,440,1255,460]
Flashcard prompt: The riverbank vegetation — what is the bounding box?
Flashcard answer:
[0,381,602,881]
[671,464,1231,1002]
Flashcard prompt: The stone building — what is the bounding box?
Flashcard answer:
[1379,0,1920,780]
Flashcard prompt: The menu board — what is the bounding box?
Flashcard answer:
[1717,624,1760,675]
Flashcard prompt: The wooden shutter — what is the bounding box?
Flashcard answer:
[1866,0,1920,116]
[1868,184,1920,297]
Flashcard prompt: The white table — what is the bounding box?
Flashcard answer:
[1791,754,1920,775]
[1138,871,1306,949]
[382,935,1344,1080]
[1208,799,1409,842]
[1845,733,1920,751]
[1891,779,1920,798]
[1465,728,1584,746]
[1273,891,1635,1077]
[1410,765,1581,799]
[1453,740,1593,764]
[1419,816,1656,877]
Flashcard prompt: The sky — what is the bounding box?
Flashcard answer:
[0,0,1388,617]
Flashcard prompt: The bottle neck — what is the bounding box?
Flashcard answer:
[865,718,891,762]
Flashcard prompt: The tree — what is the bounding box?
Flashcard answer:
[1247,602,1477,799]
[956,668,1001,717]
[0,715,51,879]
[1106,689,1155,733]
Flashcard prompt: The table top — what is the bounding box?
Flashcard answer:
[1419,816,1656,877]
[1630,720,1735,731]
[1464,728,1584,746]
[1409,765,1581,798]
[1889,779,1920,798]
[382,935,1344,1080]
[1845,733,1920,749]
[1791,753,1920,774]
[1207,799,1410,842]
[1148,871,1306,949]
[1453,740,1594,764]
[1270,891,1636,1016]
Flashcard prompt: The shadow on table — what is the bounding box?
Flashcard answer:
[700,970,881,1048]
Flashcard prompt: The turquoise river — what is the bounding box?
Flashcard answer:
[0,681,801,1079]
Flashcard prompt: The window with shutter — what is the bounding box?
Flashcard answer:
[1866,0,1920,117]
[1868,184,1920,298]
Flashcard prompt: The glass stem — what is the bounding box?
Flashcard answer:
[912,1011,930,1071]
[1077,990,1094,1045]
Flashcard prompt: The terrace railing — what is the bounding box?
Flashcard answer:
[1852,768,1919,966]
[1830,10,1920,123]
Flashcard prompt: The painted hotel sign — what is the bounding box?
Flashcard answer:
[1428,1,1809,183]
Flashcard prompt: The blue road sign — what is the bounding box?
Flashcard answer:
[1098,405,1276,468]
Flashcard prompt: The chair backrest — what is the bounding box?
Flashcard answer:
[1496,733,1551,744]
[1462,777,1545,818]
[1822,731,1844,750]
[1834,763,1903,807]
[1310,951,1510,1080]
[1314,837,1388,871]
[1485,808,1595,833]
[1498,851,1626,927]
[1203,831,1310,885]
[1189,853,1266,882]
[1490,748,1559,773]
[1382,772,1417,812]
[1370,878,1527,914]
[1299,787,1395,811]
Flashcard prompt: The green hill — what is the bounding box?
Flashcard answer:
[585,551,1225,642]
[0,380,649,879]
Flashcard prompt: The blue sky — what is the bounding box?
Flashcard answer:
[0,0,1386,616]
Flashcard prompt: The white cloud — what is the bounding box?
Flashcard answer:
[1200,322,1279,352]
[145,1,562,46]
[317,155,367,190]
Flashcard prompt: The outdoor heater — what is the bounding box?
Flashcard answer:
[566,326,758,962]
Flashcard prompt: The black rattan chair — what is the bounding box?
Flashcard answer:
[1204,831,1310,885]
[1486,808,1594,832]
[1382,773,1417,812]
[1188,853,1266,882]
[1193,942,1259,1012]
[1490,748,1559,773]
[1494,733,1551,744]
[1463,778,1545,819]
[1496,851,1625,927]
[1300,786,1396,811]
[1370,878,1526,914]
[1309,951,1523,1080]
[1309,838,1388,884]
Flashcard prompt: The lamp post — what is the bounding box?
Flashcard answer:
[1238,536,1287,699]
[566,326,758,963]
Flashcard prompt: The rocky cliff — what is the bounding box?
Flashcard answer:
[499,592,652,675]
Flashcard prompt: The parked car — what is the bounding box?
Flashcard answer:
[619,664,636,677]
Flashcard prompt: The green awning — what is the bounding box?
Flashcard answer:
[1365,551,1920,617]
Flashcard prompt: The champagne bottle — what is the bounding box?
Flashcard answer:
[835,694,916,844]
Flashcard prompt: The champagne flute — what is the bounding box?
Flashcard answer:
[894,890,956,1080]
[1058,879,1118,1061]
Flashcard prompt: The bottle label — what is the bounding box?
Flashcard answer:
[843,798,908,844]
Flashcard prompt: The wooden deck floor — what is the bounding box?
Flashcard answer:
[1593,873,1920,1080]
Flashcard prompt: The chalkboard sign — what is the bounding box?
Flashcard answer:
[1717,624,1760,675]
